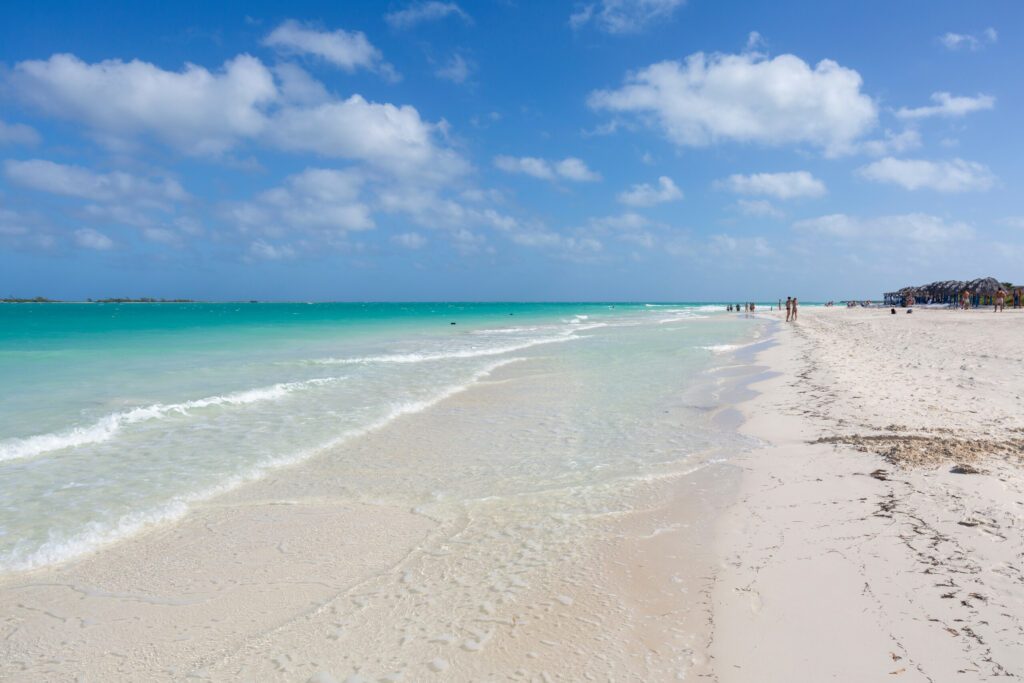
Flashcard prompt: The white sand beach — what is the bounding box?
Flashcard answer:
[713,306,1024,680]
[2,306,1022,681]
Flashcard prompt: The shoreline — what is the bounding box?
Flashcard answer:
[0,316,769,681]
[709,307,1024,680]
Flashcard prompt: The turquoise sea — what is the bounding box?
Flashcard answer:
[0,302,764,572]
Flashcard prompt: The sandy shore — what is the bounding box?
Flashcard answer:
[711,306,1024,680]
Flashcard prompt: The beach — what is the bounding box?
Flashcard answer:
[713,306,1024,680]
[2,304,1022,680]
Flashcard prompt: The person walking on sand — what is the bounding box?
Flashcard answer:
[791,297,798,321]
[961,289,971,310]
[785,296,793,322]
[995,288,1006,312]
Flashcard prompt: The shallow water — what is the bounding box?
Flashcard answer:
[0,302,764,572]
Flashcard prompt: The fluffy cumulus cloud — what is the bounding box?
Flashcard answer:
[270,95,467,181]
[719,171,826,199]
[8,53,276,156]
[617,176,683,206]
[73,227,114,250]
[263,20,398,81]
[895,92,995,120]
[385,2,472,30]
[0,119,40,145]
[940,28,997,51]
[4,159,187,204]
[857,157,996,192]
[224,168,374,243]
[6,53,462,181]
[570,0,686,34]
[588,52,878,156]
[794,213,973,243]
[494,155,600,182]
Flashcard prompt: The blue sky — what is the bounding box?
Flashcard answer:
[1,0,1021,301]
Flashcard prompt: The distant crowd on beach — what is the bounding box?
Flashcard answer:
[900,286,1019,312]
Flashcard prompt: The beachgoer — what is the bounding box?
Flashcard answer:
[785,296,792,322]
[995,288,1006,312]
[791,297,798,321]
[961,289,970,310]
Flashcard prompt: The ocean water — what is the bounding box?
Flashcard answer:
[0,302,764,572]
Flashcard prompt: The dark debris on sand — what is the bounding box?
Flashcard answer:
[811,434,1024,469]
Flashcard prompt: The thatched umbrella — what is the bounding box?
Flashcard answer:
[965,277,1003,295]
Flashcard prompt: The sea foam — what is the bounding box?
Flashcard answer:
[0,357,524,571]
[0,376,345,463]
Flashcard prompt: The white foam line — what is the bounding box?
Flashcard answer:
[0,376,345,464]
[658,314,708,323]
[307,333,582,366]
[0,357,526,572]
[699,342,758,354]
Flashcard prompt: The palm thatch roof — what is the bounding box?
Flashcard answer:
[886,277,1012,299]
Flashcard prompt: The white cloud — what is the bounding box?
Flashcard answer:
[263,20,398,81]
[494,155,600,182]
[74,227,114,250]
[555,158,601,182]
[0,120,40,145]
[385,2,471,30]
[617,176,683,206]
[8,53,462,179]
[588,52,877,156]
[9,53,276,156]
[861,128,921,156]
[569,0,686,34]
[719,171,826,199]
[391,231,427,249]
[274,63,330,105]
[435,54,472,84]
[940,28,997,51]
[794,213,973,243]
[857,157,995,192]
[225,168,373,238]
[735,199,784,218]
[4,159,187,204]
[895,92,995,120]
[270,96,468,181]
[998,217,1024,230]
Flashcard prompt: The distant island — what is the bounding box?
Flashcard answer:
[2,297,197,303]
